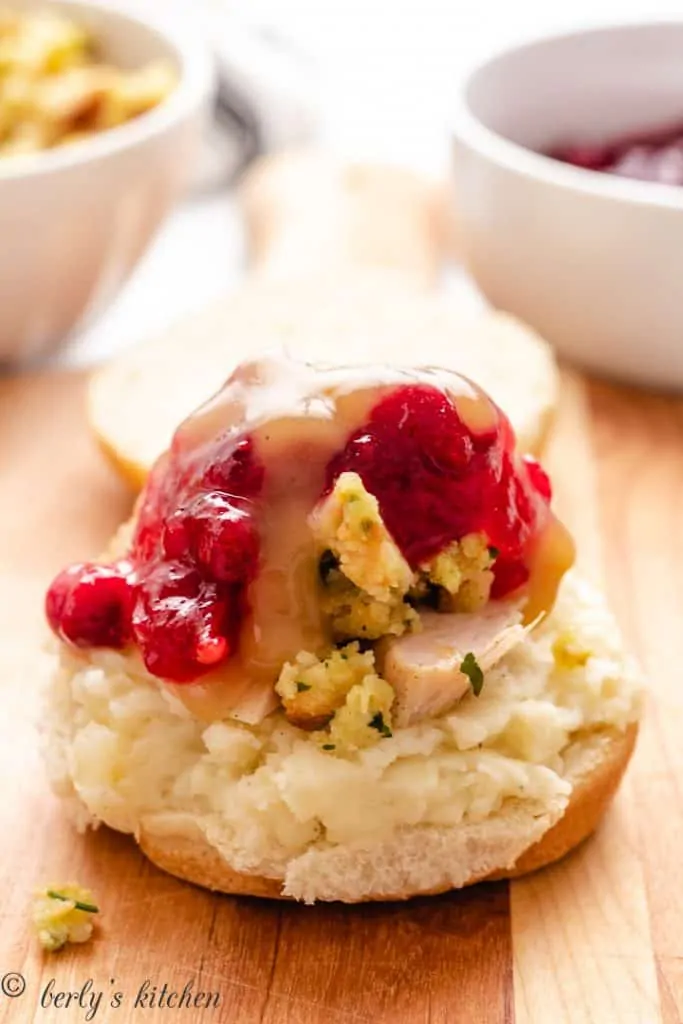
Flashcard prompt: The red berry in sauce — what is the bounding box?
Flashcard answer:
[523,455,552,502]
[162,491,259,584]
[50,433,266,679]
[45,562,134,649]
[132,437,264,567]
[201,437,265,496]
[45,564,83,634]
[131,562,236,682]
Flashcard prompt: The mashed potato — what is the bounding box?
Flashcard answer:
[45,572,642,897]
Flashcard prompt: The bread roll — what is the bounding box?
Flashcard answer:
[88,275,558,489]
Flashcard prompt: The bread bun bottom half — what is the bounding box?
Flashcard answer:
[46,570,642,905]
[138,722,637,901]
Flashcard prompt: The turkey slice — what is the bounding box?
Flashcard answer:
[377,602,535,727]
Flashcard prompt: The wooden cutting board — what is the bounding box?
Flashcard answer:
[0,368,681,1024]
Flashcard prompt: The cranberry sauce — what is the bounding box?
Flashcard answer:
[548,120,683,186]
[46,435,264,682]
[46,367,567,685]
[325,384,552,599]
[45,561,134,650]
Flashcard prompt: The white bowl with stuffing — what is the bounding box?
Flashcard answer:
[0,1,211,364]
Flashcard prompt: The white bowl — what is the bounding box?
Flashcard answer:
[451,21,683,391]
[0,0,212,364]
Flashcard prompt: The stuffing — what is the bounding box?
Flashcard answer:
[32,883,99,952]
[276,642,396,751]
[275,642,378,729]
[552,630,591,670]
[320,567,419,641]
[312,476,498,645]
[0,10,175,157]
[310,472,413,602]
[323,673,395,754]
[422,532,496,612]
[311,472,419,642]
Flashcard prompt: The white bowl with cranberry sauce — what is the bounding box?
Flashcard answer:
[0,0,211,365]
[451,21,683,391]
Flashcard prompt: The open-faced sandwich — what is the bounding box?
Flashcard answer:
[44,356,642,902]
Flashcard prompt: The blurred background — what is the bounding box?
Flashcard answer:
[56,0,683,366]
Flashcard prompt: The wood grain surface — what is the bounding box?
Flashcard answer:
[0,367,680,1024]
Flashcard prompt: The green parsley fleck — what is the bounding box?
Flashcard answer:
[369,712,393,738]
[322,744,336,751]
[46,890,99,914]
[360,518,374,536]
[296,681,312,692]
[488,546,500,560]
[460,652,484,696]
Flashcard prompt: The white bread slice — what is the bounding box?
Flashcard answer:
[137,724,637,902]
[88,273,558,490]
